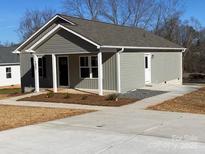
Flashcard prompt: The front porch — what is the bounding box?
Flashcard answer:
[32,52,120,95]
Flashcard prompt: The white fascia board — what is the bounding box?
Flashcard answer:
[101,45,186,51]
[26,24,100,52]
[12,50,21,54]
[14,15,76,53]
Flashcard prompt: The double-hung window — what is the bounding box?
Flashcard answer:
[80,56,98,78]
[31,57,46,78]
[6,67,12,79]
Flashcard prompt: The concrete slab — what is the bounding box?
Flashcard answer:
[0,84,204,153]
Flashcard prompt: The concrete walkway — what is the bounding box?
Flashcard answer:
[0,84,205,153]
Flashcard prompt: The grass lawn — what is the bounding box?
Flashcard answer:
[19,93,137,107]
[147,87,205,114]
[0,88,21,95]
[0,105,94,131]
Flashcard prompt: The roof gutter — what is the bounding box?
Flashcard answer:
[100,45,186,51]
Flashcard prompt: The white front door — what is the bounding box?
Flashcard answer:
[144,54,151,84]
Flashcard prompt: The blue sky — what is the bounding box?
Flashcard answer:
[0,0,205,44]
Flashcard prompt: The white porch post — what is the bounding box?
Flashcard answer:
[33,54,39,92]
[116,51,121,93]
[52,54,57,93]
[98,51,103,96]
[180,51,183,85]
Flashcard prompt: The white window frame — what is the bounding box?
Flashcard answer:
[6,67,12,79]
[79,56,98,79]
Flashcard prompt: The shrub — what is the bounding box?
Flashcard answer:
[81,95,88,100]
[46,91,54,98]
[106,94,119,101]
[64,93,71,99]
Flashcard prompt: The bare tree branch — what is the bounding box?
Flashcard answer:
[18,9,55,41]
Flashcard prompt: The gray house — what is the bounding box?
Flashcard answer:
[14,14,185,95]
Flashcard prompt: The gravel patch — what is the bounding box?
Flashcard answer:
[119,89,168,100]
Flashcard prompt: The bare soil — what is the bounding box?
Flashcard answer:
[19,93,137,107]
[0,105,94,131]
[147,87,205,114]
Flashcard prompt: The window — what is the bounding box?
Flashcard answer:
[145,57,148,69]
[6,67,12,79]
[80,56,98,78]
[31,57,46,78]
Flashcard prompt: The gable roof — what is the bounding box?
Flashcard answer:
[0,46,19,65]
[60,14,183,48]
[15,14,184,53]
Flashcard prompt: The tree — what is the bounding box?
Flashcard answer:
[63,0,103,20]
[18,9,56,41]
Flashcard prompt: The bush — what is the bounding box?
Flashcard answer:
[106,94,119,101]
[64,93,71,99]
[46,91,54,98]
[81,95,88,100]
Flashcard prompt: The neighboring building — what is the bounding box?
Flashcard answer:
[14,14,185,95]
[0,46,20,87]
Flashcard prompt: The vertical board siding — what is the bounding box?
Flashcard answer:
[69,53,117,90]
[21,23,57,52]
[151,52,181,83]
[20,54,53,92]
[120,52,145,93]
[35,29,97,54]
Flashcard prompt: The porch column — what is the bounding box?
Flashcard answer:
[98,51,103,95]
[33,54,39,92]
[52,54,57,93]
[116,51,121,93]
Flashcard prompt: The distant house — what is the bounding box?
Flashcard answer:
[14,14,185,95]
[0,46,20,87]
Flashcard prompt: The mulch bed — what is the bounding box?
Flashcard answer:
[0,105,94,131]
[147,87,205,114]
[19,93,138,107]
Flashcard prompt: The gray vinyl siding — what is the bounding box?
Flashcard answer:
[120,52,145,93]
[20,53,34,92]
[69,53,117,90]
[21,23,57,52]
[35,29,97,54]
[151,52,181,83]
[20,54,53,92]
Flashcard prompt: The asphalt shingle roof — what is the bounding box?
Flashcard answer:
[60,14,182,48]
[0,46,19,65]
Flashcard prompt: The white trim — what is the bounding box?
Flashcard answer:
[0,63,20,65]
[52,54,57,93]
[57,55,70,87]
[26,24,100,52]
[14,15,76,53]
[180,52,183,84]
[12,50,21,54]
[101,45,186,51]
[144,53,152,84]
[34,52,92,56]
[116,48,124,93]
[33,54,40,92]
[98,52,103,95]
[79,55,98,79]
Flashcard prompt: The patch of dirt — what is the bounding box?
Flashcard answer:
[147,87,205,114]
[0,105,94,131]
[19,93,138,107]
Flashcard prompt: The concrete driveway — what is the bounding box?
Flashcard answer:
[0,84,205,153]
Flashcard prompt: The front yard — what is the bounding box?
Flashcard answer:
[0,88,22,99]
[19,92,137,107]
[0,105,94,131]
[147,87,205,114]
